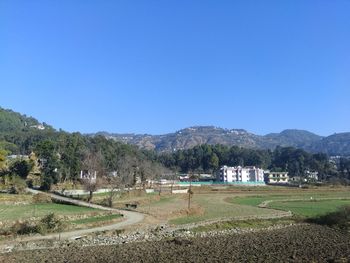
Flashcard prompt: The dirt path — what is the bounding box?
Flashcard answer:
[8,189,145,242]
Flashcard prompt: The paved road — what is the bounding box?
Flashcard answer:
[19,188,145,241]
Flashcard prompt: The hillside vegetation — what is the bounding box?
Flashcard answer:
[1,107,350,190]
[0,107,167,191]
[0,108,42,132]
[93,126,350,156]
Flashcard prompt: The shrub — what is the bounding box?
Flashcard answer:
[11,221,39,235]
[40,175,53,191]
[8,176,27,194]
[9,159,33,179]
[32,193,52,204]
[39,213,63,233]
[8,213,65,236]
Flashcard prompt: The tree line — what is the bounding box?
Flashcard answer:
[0,130,168,192]
[156,144,349,182]
[1,128,350,191]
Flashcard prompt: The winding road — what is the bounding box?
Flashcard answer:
[19,188,145,241]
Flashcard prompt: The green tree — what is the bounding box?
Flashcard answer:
[0,149,7,171]
[35,140,60,190]
[339,158,350,180]
[59,133,86,182]
[9,159,33,179]
[208,153,219,171]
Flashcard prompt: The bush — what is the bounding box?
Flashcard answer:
[307,205,350,230]
[8,176,27,194]
[40,176,53,191]
[39,213,63,233]
[9,159,33,179]
[11,221,39,235]
[6,213,65,236]
[32,193,52,204]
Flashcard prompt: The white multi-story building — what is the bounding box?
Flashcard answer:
[218,166,264,183]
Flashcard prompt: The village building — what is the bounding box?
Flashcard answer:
[79,170,97,182]
[305,170,319,181]
[264,171,289,184]
[29,124,45,130]
[218,166,264,183]
[289,176,306,183]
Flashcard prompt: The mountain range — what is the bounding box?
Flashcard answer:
[1,107,350,156]
[93,126,350,156]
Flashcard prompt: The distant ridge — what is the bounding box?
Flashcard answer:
[91,126,350,156]
[0,106,349,156]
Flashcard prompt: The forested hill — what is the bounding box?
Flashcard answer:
[0,107,53,133]
[263,129,322,149]
[1,107,350,156]
[0,107,169,191]
[93,127,350,156]
[0,106,152,167]
[308,133,350,156]
[93,127,261,152]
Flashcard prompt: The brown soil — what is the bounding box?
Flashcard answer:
[1,224,350,263]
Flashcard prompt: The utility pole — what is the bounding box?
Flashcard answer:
[148,191,151,213]
[188,173,193,210]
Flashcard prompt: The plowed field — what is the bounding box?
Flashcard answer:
[2,224,349,263]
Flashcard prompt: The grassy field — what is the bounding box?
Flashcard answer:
[230,187,350,218]
[232,190,350,207]
[77,186,350,225]
[46,186,350,226]
[269,199,350,217]
[0,193,124,236]
[0,203,98,221]
[169,194,279,225]
[0,193,33,203]
[83,190,281,225]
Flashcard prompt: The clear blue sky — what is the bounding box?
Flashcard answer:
[1,1,349,136]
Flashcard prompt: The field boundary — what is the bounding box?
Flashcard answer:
[169,211,293,230]
[259,197,350,209]
[0,189,145,247]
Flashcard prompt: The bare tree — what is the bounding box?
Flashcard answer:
[187,172,197,210]
[170,172,177,194]
[116,156,138,185]
[105,174,123,207]
[111,156,172,198]
[81,151,104,202]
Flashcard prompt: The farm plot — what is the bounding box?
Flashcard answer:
[269,199,350,217]
[0,203,98,221]
[230,187,350,218]
[169,193,281,225]
[2,224,349,263]
[232,188,350,207]
[0,194,122,235]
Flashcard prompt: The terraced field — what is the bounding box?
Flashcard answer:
[269,199,350,217]
[0,203,98,221]
[231,188,350,217]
